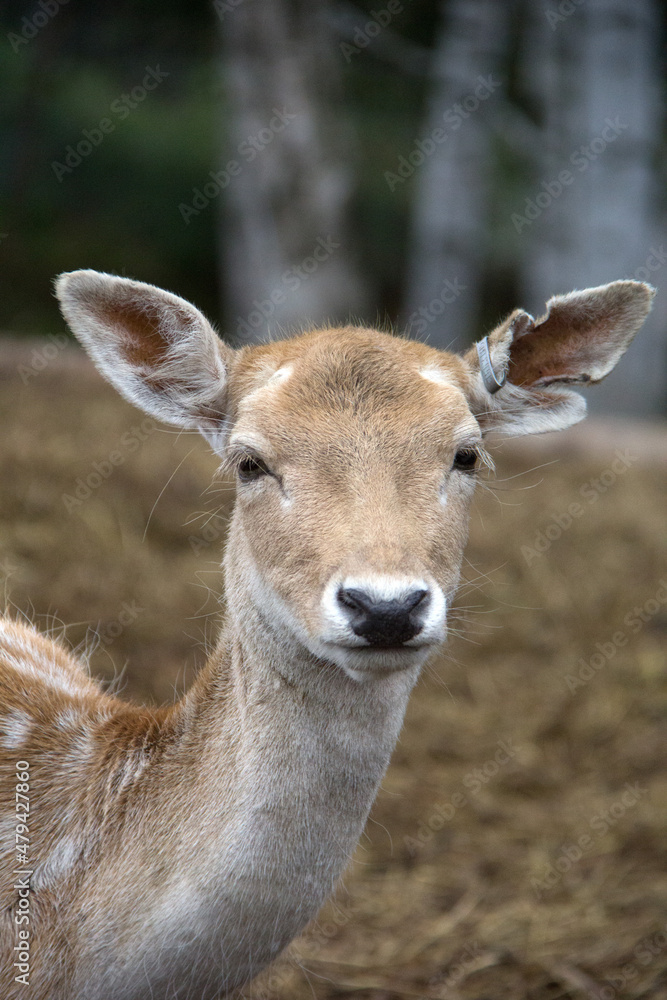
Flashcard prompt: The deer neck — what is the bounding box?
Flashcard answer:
[141,524,420,994]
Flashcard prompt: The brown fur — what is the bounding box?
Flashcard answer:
[0,273,654,999]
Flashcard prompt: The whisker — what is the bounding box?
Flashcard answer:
[142,449,195,542]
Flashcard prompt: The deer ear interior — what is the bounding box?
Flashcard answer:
[465,280,655,438]
[56,270,236,454]
[507,281,656,388]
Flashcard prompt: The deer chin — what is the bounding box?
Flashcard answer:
[307,637,437,682]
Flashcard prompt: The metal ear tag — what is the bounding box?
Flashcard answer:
[476,336,507,394]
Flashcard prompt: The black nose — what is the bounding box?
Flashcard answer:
[337,587,428,646]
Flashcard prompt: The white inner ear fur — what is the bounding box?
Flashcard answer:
[466,308,588,439]
[56,270,232,456]
[472,380,588,437]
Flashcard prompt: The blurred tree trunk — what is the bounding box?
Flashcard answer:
[519,0,665,416]
[401,0,511,350]
[219,0,367,345]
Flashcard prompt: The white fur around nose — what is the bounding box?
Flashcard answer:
[320,575,447,646]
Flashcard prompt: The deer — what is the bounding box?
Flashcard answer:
[0,270,654,999]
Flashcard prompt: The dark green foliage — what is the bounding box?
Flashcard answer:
[0,0,439,336]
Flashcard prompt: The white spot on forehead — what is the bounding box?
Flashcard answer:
[1,709,33,750]
[419,365,456,387]
[240,364,294,412]
[418,369,481,440]
[269,365,292,383]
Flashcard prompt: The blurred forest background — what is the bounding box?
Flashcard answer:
[1,0,667,415]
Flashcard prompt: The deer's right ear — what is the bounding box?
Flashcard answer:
[464,280,655,437]
[55,270,236,455]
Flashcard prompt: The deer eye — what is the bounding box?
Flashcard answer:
[452,448,479,473]
[237,454,271,483]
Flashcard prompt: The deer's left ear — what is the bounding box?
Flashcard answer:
[464,280,655,437]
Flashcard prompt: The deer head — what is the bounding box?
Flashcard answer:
[56,272,653,682]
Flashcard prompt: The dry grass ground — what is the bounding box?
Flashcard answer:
[1,341,666,1000]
